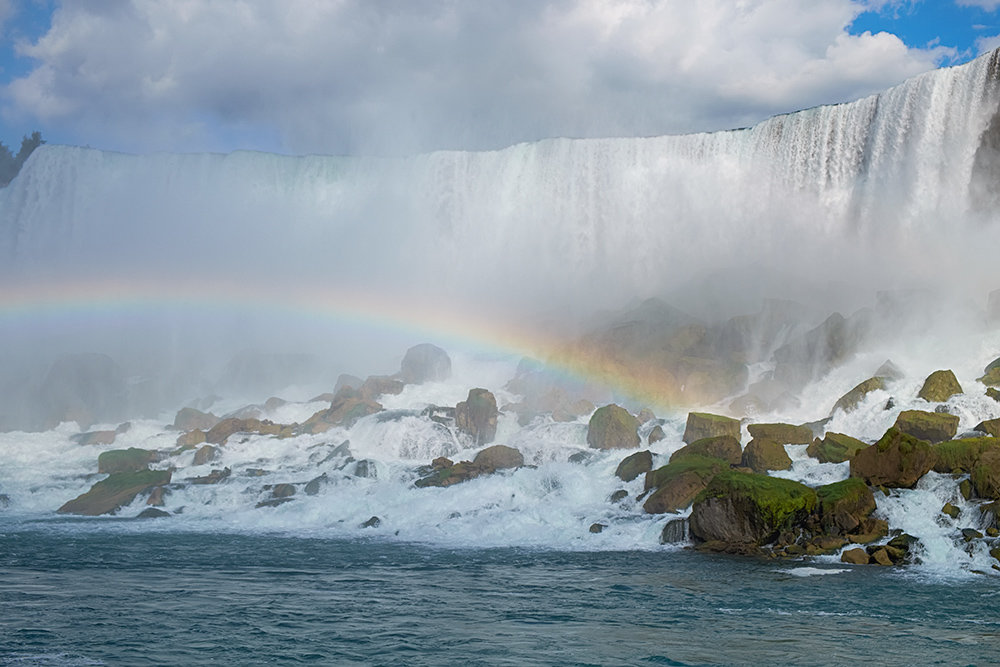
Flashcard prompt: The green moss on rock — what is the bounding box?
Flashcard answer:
[849,427,936,488]
[832,377,886,414]
[740,438,792,473]
[58,469,172,516]
[933,437,1000,473]
[642,455,728,514]
[615,450,653,482]
[97,448,157,474]
[682,412,740,445]
[806,432,868,463]
[746,423,813,445]
[670,435,742,466]
[893,409,959,444]
[917,369,963,402]
[815,478,876,535]
[587,404,640,450]
[975,418,1000,438]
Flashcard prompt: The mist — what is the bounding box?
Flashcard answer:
[1,49,1000,429]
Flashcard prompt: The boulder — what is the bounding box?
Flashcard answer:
[740,439,792,473]
[642,456,728,514]
[660,518,689,543]
[932,437,1000,474]
[682,412,740,444]
[270,483,296,498]
[806,432,868,463]
[746,423,812,445]
[840,547,869,565]
[589,523,606,534]
[972,448,1000,500]
[58,469,171,516]
[333,374,364,395]
[849,427,936,488]
[472,445,523,471]
[615,450,653,482]
[941,502,961,519]
[917,369,963,402]
[190,467,231,485]
[192,445,218,466]
[146,486,167,506]
[205,417,284,445]
[71,423,131,446]
[173,407,220,432]
[137,507,170,519]
[361,516,381,528]
[976,418,1000,438]
[97,448,158,474]
[354,459,379,479]
[586,404,640,450]
[455,389,499,446]
[893,409,959,443]
[176,429,206,449]
[979,368,1000,387]
[688,471,817,547]
[989,388,1000,403]
[648,425,666,445]
[831,377,885,414]
[815,478,876,536]
[670,435,742,466]
[359,376,405,401]
[398,343,452,384]
[304,473,328,496]
[300,389,382,433]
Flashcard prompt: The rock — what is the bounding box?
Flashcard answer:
[586,404,640,450]
[455,389,499,446]
[615,450,653,482]
[980,368,1000,387]
[431,456,453,470]
[962,528,984,541]
[146,486,167,506]
[989,388,1000,403]
[682,412,740,444]
[360,376,405,401]
[971,448,1000,500]
[960,478,974,500]
[398,343,452,384]
[333,373,364,395]
[176,429,206,449]
[192,445,218,466]
[660,518,689,544]
[893,409,959,443]
[975,418,1000,438]
[831,377,886,414]
[71,423,131,446]
[255,497,294,509]
[642,456,729,514]
[98,448,158,474]
[942,502,961,519]
[815,478,877,536]
[609,489,629,503]
[840,547,869,565]
[688,471,817,547]
[806,432,868,463]
[847,518,889,544]
[874,360,904,381]
[589,523,606,534]
[869,547,894,566]
[268,483,295,499]
[648,425,665,445]
[354,459,379,479]
[740,439,792,473]
[300,390,382,433]
[472,445,524,472]
[670,435,742,466]
[190,467,231,485]
[637,408,656,424]
[173,407,220,432]
[361,516,381,528]
[136,507,170,519]
[568,451,591,464]
[932,437,1000,473]
[205,418,284,445]
[746,423,813,445]
[849,428,936,488]
[304,473,328,496]
[917,369,963,402]
[58,469,172,516]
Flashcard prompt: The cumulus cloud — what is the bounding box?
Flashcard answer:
[958,0,1000,10]
[2,0,952,155]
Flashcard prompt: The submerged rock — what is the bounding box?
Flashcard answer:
[682,412,740,444]
[850,428,936,488]
[58,469,172,516]
[917,369,963,402]
[586,404,640,450]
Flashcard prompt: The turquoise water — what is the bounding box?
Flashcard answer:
[2,525,999,665]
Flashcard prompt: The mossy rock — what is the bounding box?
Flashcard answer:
[175,429,206,450]
[917,369,963,402]
[941,502,961,519]
[893,409,959,444]
[670,435,742,466]
[849,427,936,488]
[414,461,480,488]
[689,471,817,547]
[58,469,172,516]
[840,547,870,565]
[587,404,640,450]
[979,367,1000,387]
[932,437,1000,474]
[815,478,876,536]
[971,448,1000,500]
[831,377,886,414]
[648,425,666,445]
[975,418,1000,438]
[746,423,813,445]
[642,455,728,514]
[456,388,499,446]
[740,438,792,473]
[615,450,653,482]
[988,388,1000,403]
[806,432,868,464]
[97,448,157,474]
[682,412,740,445]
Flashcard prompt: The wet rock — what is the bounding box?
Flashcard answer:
[354,459,379,479]
[586,404,640,450]
[815,478,877,536]
[840,547,869,565]
[972,448,1000,500]
[255,497,294,509]
[932,437,1000,474]
[244,468,268,477]
[190,467,231,485]
[415,445,524,488]
[893,409,959,444]
[806,432,868,463]
[615,450,653,482]
[682,412,740,444]
[869,547,894,566]
[71,422,132,446]
[58,469,172,516]
[660,518,689,544]
[205,418,284,445]
[589,523,606,534]
[300,390,382,433]
[643,456,728,514]
[746,423,813,445]
[361,516,381,528]
[975,418,1000,438]
[398,343,452,384]
[980,368,1000,387]
[173,407,220,432]
[192,444,218,466]
[648,425,666,445]
[455,389,499,446]
[850,428,936,488]
[988,388,1000,403]
[831,377,886,415]
[98,448,158,474]
[942,502,961,519]
[146,486,167,507]
[271,483,296,498]
[176,429,206,449]
[568,451,592,464]
[359,376,405,402]
[472,445,524,471]
[637,408,656,424]
[962,528,984,541]
[304,473,328,496]
[671,435,742,466]
[609,489,629,503]
[740,438,792,473]
[136,507,170,519]
[917,369,963,402]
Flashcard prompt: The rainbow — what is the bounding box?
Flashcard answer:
[0,275,704,412]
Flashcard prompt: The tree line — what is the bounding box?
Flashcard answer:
[1,131,45,187]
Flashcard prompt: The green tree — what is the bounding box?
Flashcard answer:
[0,131,45,187]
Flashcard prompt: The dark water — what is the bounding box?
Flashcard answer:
[1,526,998,666]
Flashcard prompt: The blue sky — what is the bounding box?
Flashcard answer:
[0,1,998,156]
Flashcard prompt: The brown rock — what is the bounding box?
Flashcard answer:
[615,450,653,482]
[472,444,523,472]
[682,412,740,444]
[850,428,936,488]
[740,438,792,473]
[192,444,218,466]
[586,404,640,450]
[173,407,220,432]
[840,547,869,565]
[456,389,499,446]
[670,435,742,466]
[917,369,963,402]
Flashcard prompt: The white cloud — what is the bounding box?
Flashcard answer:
[976,33,1000,53]
[2,0,952,155]
[958,0,1000,10]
